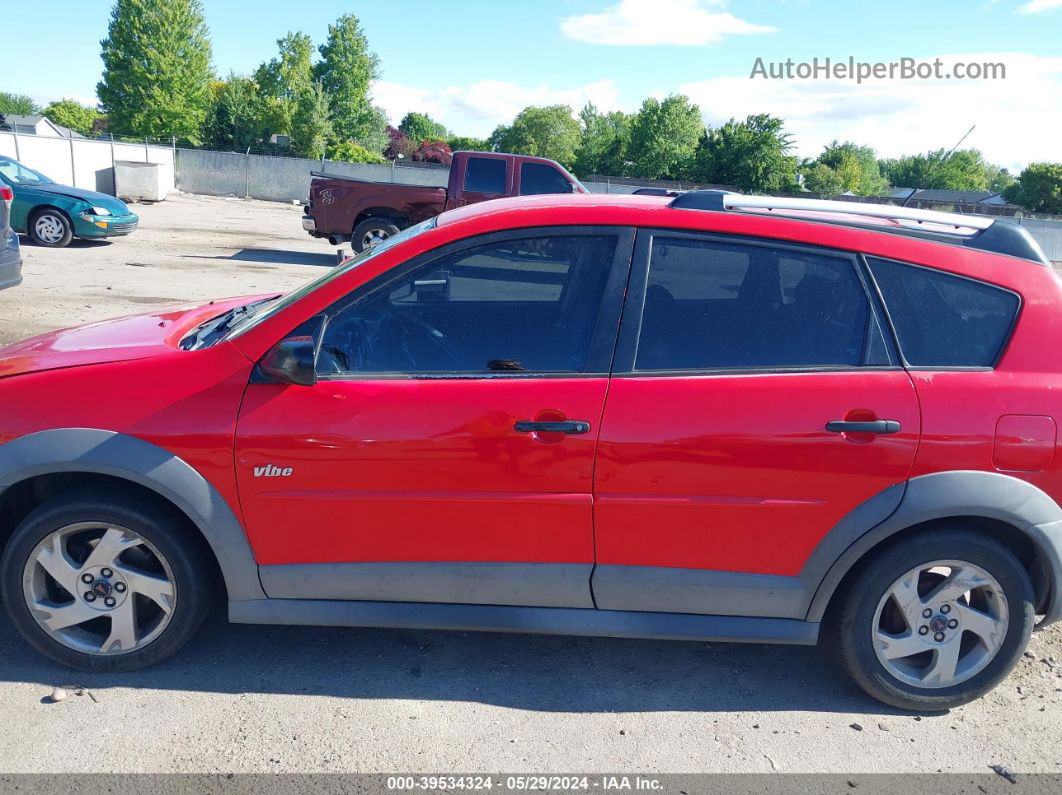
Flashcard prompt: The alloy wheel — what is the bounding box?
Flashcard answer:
[34,214,66,245]
[22,523,178,655]
[361,227,392,249]
[872,559,1009,689]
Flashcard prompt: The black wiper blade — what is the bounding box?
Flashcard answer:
[180,306,244,350]
[211,305,250,336]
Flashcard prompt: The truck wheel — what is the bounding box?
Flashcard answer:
[352,218,400,253]
[832,528,1034,711]
[1,492,215,672]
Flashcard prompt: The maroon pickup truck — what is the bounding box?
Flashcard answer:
[302,151,587,252]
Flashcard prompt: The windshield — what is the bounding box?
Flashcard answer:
[0,158,55,187]
[225,216,439,340]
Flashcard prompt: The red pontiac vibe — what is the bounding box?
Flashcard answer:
[1,190,1059,711]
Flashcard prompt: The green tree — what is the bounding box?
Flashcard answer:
[627,95,703,180]
[802,141,888,196]
[985,164,1016,195]
[253,32,314,136]
[203,75,270,150]
[487,124,510,152]
[574,103,632,177]
[801,161,845,195]
[325,139,386,164]
[491,105,581,167]
[42,99,101,137]
[348,104,389,155]
[447,135,491,152]
[97,0,213,143]
[315,13,379,142]
[399,112,448,144]
[691,113,797,191]
[880,149,997,191]
[0,93,39,115]
[290,80,333,159]
[1003,162,1062,214]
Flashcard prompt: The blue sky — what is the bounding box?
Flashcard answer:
[6,0,1062,168]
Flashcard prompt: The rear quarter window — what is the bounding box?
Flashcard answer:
[867,257,1020,367]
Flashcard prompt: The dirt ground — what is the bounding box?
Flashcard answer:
[0,194,1061,777]
[0,193,327,346]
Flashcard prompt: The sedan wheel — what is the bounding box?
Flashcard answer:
[29,210,73,247]
[23,522,177,655]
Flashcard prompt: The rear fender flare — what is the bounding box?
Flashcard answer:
[805,470,1062,624]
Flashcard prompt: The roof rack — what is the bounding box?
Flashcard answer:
[669,190,1049,265]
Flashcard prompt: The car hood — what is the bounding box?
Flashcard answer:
[0,295,275,379]
[26,183,131,215]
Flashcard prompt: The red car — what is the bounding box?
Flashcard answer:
[0,191,1057,711]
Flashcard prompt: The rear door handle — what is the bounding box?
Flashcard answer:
[514,420,591,434]
[826,419,901,434]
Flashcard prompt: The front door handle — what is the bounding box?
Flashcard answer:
[514,420,591,434]
[826,419,901,434]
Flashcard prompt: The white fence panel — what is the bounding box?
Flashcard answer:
[0,132,175,199]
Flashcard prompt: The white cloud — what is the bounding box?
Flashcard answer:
[1017,0,1062,13]
[680,52,1062,171]
[559,0,775,46]
[373,53,1059,172]
[371,79,621,138]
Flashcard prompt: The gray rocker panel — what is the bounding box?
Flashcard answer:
[229,598,821,645]
[260,562,595,608]
[591,566,808,618]
[0,428,265,601]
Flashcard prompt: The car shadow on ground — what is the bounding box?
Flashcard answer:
[183,248,337,267]
[17,236,112,249]
[0,609,907,716]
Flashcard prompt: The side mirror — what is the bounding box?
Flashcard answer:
[260,336,317,386]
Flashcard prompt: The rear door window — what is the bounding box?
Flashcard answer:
[635,236,881,370]
[867,257,1020,367]
[464,157,507,195]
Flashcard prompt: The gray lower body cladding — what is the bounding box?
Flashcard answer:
[230,598,821,645]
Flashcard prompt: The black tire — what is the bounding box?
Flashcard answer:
[1,491,215,672]
[352,217,400,253]
[28,208,74,248]
[833,528,1034,711]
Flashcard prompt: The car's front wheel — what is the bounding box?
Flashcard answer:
[1,492,214,671]
[834,528,1034,711]
[28,208,73,247]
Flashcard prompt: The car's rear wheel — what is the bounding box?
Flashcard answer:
[1,492,214,671]
[28,209,73,247]
[352,217,400,253]
[833,528,1034,711]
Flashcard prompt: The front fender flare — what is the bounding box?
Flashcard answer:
[0,428,264,601]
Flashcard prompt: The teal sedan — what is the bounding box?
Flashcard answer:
[0,157,139,247]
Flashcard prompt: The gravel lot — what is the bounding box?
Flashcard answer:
[1,194,1061,777]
